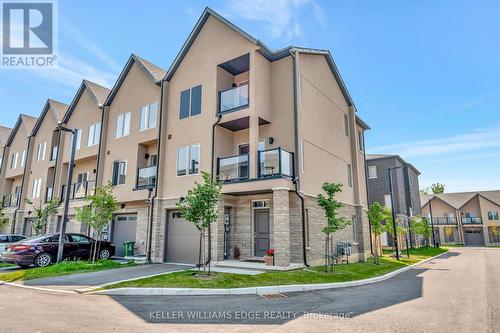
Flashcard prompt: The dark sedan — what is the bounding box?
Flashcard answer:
[1,233,115,268]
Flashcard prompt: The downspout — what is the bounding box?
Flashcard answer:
[13,135,33,234]
[290,48,309,267]
[362,131,374,255]
[146,80,166,263]
[208,113,222,266]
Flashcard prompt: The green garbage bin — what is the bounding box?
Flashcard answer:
[123,241,135,257]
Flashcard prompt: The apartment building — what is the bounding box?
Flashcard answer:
[421,190,500,246]
[0,114,38,233]
[0,8,372,267]
[366,154,422,247]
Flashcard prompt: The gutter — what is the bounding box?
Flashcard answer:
[290,48,309,267]
[208,113,222,267]
[146,80,166,262]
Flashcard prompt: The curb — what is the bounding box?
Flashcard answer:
[0,281,78,294]
[91,251,449,296]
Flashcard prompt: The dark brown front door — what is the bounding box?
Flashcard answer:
[254,209,270,257]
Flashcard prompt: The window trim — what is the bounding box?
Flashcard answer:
[115,112,131,138]
[368,165,378,179]
[176,143,201,177]
[20,149,26,167]
[347,163,353,188]
[112,160,127,186]
[87,122,101,147]
[344,114,350,137]
[139,101,158,132]
[179,85,202,120]
[10,152,18,169]
[358,130,364,152]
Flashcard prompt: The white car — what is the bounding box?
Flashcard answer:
[0,234,27,256]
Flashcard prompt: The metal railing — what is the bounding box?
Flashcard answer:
[2,193,19,207]
[218,84,249,113]
[217,153,249,182]
[432,217,458,225]
[462,217,482,224]
[136,166,157,189]
[258,148,294,178]
[61,180,96,201]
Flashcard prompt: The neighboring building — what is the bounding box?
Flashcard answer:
[0,8,372,267]
[366,154,422,247]
[421,191,500,246]
[0,126,12,232]
[0,114,38,234]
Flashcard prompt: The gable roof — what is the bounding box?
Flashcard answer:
[63,80,110,123]
[421,190,500,210]
[5,114,38,146]
[366,154,421,175]
[0,126,12,146]
[104,54,166,106]
[163,7,355,108]
[31,99,68,136]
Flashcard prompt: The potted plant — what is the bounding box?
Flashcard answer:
[264,249,274,266]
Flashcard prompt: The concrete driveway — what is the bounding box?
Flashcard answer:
[0,247,498,332]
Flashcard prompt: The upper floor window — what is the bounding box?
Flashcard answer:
[344,114,350,137]
[74,129,82,150]
[32,178,42,198]
[177,144,200,176]
[347,163,353,187]
[368,165,377,179]
[358,131,364,151]
[20,149,26,167]
[36,142,47,161]
[179,85,202,119]
[10,152,18,169]
[115,112,131,138]
[140,102,158,131]
[384,194,392,210]
[488,211,499,220]
[112,160,127,186]
[88,123,101,147]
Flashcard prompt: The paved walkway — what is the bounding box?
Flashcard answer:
[17,263,191,291]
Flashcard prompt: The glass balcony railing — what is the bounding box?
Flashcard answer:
[462,217,482,224]
[2,193,19,207]
[136,166,157,189]
[258,148,294,178]
[61,180,96,201]
[431,217,457,225]
[217,154,249,182]
[219,84,249,113]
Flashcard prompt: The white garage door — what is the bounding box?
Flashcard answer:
[165,211,200,264]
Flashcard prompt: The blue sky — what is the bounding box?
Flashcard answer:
[1,0,499,192]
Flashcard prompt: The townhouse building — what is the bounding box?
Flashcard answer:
[0,126,12,232]
[366,154,422,247]
[0,8,372,268]
[421,190,500,246]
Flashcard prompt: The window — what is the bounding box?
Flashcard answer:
[344,114,350,137]
[74,129,82,150]
[305,209,310,248]
[32,178,42,198]
[70,234,90,243]
[352,215,358,243]
[368,165,377,179]
[488,211,499,220]
[88,122,101,147]
[20,149,26,167]
[140,102,158,131]
[177,144,200,176]
[358,131,364,151]
[10,152,18,169]
[112,161,127,185]
[36,142,47,161]
[179,85,202,119]
[384,194,392,210]
[115,112,131,138]
[347,163,352,187]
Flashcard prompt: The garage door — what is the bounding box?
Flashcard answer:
[464,229,484,246]
[113,214,137,257]
[165,211,200,264]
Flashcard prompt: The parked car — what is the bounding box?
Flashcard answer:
[0,234,27,256]
[1,233,115,268]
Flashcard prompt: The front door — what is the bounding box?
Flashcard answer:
[254,209,270,257]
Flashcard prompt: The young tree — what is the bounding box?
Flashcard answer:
[317,182,351,272]
[76,182,117,263]
[430,183,445,194]
[387,215,408,256]
[176,172,223,275]
[444,226,454,243]
[411,215,433,247]
[25,199,60,235]
[491,223,500,243]
[367,202,391,264]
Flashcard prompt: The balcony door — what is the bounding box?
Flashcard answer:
[75,172,88,198]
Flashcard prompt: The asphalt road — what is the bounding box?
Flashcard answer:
[0,247,498,333]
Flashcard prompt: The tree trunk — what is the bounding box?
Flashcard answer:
[198,231,202,273]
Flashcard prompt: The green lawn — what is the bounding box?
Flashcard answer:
[0,260,136,282]
[107,247,447,289]
[0,263,15,268]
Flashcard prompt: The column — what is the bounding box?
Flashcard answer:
[273,188,290,267]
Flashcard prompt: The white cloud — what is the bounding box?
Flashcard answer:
[370,127,500,158]
[223,0,324,39]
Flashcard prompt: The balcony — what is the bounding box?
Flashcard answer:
[61,180,96,201]
[258,148,294,179]
[431,217,458,225]
[217,154,249,183]
[218,84,249,114]
[45,187,53,203]
[462,217,482,225]
[136,166,157,189]
[2,193,19,208]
